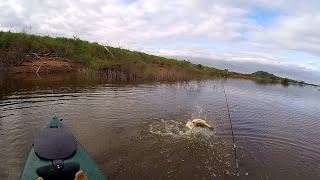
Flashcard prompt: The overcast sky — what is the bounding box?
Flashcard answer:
[1,0,320,84]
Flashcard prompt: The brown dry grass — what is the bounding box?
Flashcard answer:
[98,63,207,82]
[14,58,86,74]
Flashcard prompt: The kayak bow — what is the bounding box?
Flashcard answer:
[20,117,107,180]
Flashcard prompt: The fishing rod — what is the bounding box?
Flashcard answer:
[219,75,240,180]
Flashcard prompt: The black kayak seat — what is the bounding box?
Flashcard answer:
[34,127,77,160]
[34,125,78,179]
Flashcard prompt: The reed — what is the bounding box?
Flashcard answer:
[97,63,210,82]
[0,53,16,91]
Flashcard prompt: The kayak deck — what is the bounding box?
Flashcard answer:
[20,117,107,180]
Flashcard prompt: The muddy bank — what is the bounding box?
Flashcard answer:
[14,58,86,74]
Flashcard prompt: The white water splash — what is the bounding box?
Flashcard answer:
[148,118,215,139]
[192,105,207,120]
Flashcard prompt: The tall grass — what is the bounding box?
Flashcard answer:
[0,32,224,71]
[0,31,228,81]
[0,52,17,90]
[1,31,308,85]
[98,63,209,82]
[0,31,114,65]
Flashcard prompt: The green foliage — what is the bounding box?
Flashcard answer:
[252,70,301,85]
[252,71,277,78]
[0,32,221,73]
[0,32,114,66]
[281,78,289,85]
[0,31,314,86]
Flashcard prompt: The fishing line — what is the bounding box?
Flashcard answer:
[219,76,240,179]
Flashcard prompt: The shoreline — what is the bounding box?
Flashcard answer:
[8,58,319,87]
[0,32,318,87]
[9,63,320,87]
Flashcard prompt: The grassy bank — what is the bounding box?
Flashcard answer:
[0,31,228,81]
[0,31,316,85]
[0,31,216,70]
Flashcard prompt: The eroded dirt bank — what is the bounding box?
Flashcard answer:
[14,58,86,74]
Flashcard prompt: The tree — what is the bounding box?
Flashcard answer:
[281,78,289,85]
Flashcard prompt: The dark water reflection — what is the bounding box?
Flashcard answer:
[0,74,319,180]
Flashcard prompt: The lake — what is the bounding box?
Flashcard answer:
[0,74,319,180]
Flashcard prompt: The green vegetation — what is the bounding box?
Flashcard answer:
[251,70,308,86]
[252,71,278,78]
[0,31,229,82]
[0,31,317,86]
[0,31,213,70]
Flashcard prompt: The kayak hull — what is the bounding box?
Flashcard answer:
[20,117,107,180]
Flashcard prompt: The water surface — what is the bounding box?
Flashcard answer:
[0,74,319,179]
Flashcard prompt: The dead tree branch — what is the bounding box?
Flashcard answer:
[104,46,116,59]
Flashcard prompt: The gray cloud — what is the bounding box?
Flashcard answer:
[149,47,320,84]
[251,14,320,56]
[0,0,320,82]
[181,56,320,85]
[0,0,250,45]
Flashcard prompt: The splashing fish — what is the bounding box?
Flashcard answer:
[186,119,213,130]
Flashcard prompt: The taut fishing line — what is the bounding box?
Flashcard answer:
[219,76,240,179]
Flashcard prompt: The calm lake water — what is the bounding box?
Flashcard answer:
[0,74,319,180]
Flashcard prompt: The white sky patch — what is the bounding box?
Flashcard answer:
[307,60,314,65]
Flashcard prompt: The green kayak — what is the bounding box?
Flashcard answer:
[20,117,107,180]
